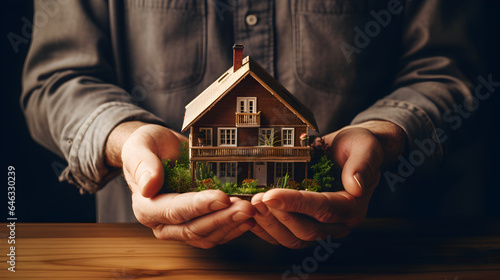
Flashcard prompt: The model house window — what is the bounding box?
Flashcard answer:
[218,162,237,182]
[276,162,294,180]
[199,128,212,146]
[282,128,294,147]
[258,128,274,146]
[218,128,237,146]
[236,97,257,113]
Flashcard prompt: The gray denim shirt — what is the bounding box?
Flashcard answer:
[22,0,479,221]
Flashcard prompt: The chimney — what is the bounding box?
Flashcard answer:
[233,44,244,71]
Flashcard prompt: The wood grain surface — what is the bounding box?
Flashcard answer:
[1,219,499,279]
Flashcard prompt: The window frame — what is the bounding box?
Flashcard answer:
[218,162,238,182]
[218,127,237,147]
[199,127,212,146]
[281,128,295,147]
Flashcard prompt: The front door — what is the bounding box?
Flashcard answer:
[254,162,267,186]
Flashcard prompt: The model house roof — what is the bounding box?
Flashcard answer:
[181,54,319,133]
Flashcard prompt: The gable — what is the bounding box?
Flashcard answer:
[194,76,304,127]
[182,56,319,132]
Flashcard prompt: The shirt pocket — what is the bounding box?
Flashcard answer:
[292,0,391,93]
[123,0,206,92]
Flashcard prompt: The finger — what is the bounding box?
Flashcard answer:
[219,219,256,244]
[186,219,254,249]
[132,190,231,226]
[122,126,180,197]
[331,128,383,198]
[153,199,255,242]
[171,129,189,143]
[253,208,310,249]
[251,192,269,216]
[268,208,351,241]
[122,145,164,197]
[262,189,361,224]
[250,223,280,245]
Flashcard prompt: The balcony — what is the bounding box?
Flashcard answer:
[190,146,311,162]
[235,111,261,127]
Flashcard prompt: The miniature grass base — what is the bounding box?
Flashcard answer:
[163,142,344,195]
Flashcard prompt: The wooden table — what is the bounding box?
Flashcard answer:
[1,219,499,279]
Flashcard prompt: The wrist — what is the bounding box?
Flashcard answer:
[105,121,150,168]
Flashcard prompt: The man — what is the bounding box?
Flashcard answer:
[22,0,479,249]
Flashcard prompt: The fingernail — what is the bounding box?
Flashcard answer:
[263,199,283,209]
[354,173,363,190]
[253,202,269,216]
[139,172,151,189]
[209,201,229,211]
[232,212,252,222]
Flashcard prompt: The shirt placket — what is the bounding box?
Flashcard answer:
[233,0,275,76]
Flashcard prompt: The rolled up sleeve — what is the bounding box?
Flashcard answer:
[351,0,480,166]
[21,1,164,193]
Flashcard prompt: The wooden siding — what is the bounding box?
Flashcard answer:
[237,127,259,146]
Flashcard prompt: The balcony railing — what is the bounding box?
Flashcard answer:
[190,146,311,162]
[235,111,261,127]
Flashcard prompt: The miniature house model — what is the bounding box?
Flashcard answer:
[181,45,319,186]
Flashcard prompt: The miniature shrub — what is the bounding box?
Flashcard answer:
[196,175,221,191]
[219,182,238,194]
[311,155,335,191]
[195,162,214,181]
[301,178,320,192]
[233,179,264,194]
[162,142,192,193]
[242,178,258,188]
[178,141,190,166]
[202,178,216,189]
[286,179,301,190]
[163,159,191,193]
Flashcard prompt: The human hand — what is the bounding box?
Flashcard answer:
[251,121,406,248]
[105,121,256,248]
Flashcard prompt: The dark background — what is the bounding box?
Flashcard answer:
[1,1,95,222]
[1,1,499,222]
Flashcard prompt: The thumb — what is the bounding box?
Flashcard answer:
[332,128,383,198]
[121,127,171,198]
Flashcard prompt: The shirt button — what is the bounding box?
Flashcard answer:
[245,14,258,26]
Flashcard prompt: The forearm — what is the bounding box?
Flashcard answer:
[21,1,165,193]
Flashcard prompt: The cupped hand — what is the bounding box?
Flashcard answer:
[251,121,405,248]
[105,121,256,248]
